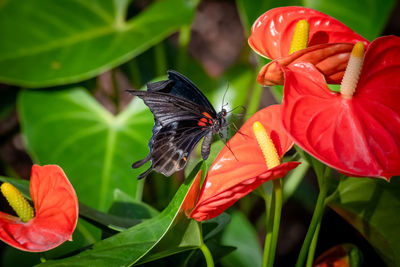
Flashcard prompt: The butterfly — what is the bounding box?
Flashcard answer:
[128,70,228,179]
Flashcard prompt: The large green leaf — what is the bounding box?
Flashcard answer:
[220,211,263,267]
[36,163,203,267]
[0,0,197,87]
[328,177,400,267]
[18,87,153,211]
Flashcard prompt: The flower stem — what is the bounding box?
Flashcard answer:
[266,179,283,267]
[305,221,322,267]
[295,168,330,267]
[262,190,273,267]
[200,242,214,267]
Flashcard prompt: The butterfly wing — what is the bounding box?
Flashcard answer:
[128,72,217,179]
[148,70,217,115]
[133,120,209,179]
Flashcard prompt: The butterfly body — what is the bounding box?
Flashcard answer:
[128,70,227,179]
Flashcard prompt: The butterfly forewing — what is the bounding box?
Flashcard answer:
[128,70,224,179]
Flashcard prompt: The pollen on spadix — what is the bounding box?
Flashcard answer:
[253,121,280,169]
[1,182,34,222]
[340,42,365,99]
[289,20,309,54]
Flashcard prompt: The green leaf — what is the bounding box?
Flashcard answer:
[0,0,198,87]
[79,203,142,232]
[220,211,263,267]
[110,189,160,219]
[18,87,154,211]
[304,0,396,41]
[327,177,400,267]
[203,212,231,241]
[36,162,203,267]
[1,247,41,267]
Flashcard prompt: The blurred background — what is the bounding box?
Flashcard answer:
[0,0,399,266]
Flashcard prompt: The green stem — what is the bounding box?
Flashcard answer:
[266,179,283,267]
[305,220,322,267]
[262,188,273,267]
[200,242,214,267]
[295,170,329,267]
[247,78,263,116]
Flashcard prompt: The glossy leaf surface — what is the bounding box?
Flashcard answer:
[0,0,197,87]
[18,88,153,210]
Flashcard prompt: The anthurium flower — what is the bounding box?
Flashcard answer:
[248,6,369,86]
[190,105,300,221]
[0,165,78,252]
[281,36,400,180]
[313,244,362,267]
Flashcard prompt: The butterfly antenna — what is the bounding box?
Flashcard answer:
[221,83,230,111]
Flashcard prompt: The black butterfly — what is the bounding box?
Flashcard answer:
[128,70,228,179]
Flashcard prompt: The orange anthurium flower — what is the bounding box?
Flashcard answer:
[313,244,361,267]
[190,105,300,221]
[0,165,78,252]
[281,36,400,180]
[248,6,369,86]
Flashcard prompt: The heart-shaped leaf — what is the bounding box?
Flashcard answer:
[0,0,197,87]
[18,87,153,211]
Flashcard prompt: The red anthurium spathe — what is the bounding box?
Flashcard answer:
[281,36,400,180]
[0,165,79,252]
[190,105,300,221]
[248,6,369,85]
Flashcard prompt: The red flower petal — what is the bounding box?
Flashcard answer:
[248,6,368,59]
[190,105,300,221]
[0,165,79,252]
[257,43,355,86]
[281,36,400,180]
[248,6,369,86]
[181,170,202,217]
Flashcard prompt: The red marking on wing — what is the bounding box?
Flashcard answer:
[202,112,213,119]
